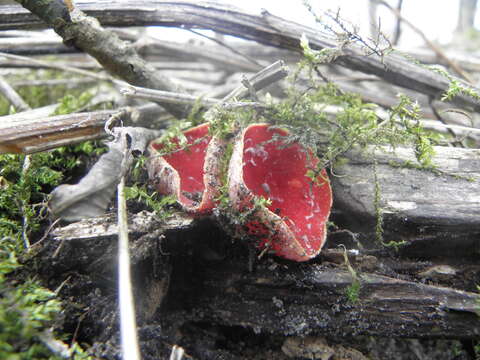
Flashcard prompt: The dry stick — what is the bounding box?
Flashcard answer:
[376,0,474,84]
[0,110,116,154]
[116,28,261,74]
[391,0,403,45]
[117,175,141,360]
[222,60,289,101]
[0,51,117,83]
[121,86,264,110]
[169,345,185,360]
[122,60,289,110]
[187,28,263,68]
[121,86,221,106]
[0,76,29,111]
[15,0,190,118]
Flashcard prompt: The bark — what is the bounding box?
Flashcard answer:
[188,261,480,339]
[3,1,480,111]
[0,109,114,154]
[332,146,480,257]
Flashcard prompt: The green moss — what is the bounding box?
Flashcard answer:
[0,70,95,116]
[0,238,92,359]
[0,153,64,241]
[216,141,234,208]
[51,91,94,116]
[150,120,193,154]
[345,280,361,304]
[124,184,176,219]
[0,147,98,358]
[340,246,361,304]
[373,159,384,244]
[474,340,480,359]
[476,285,480,318]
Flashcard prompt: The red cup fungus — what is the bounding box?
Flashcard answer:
[148,122,332,261]
[228,124,332,262]
[147,123,224,215]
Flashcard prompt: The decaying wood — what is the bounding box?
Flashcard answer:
[46,144,480,340]
[0,109,115,153]
[45,210,480,340]
[3,1,480,111]
[332,145,480,256]
[188,261,480,339]
[2,1,478,356]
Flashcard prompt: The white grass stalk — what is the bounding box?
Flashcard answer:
[117,176,141,360]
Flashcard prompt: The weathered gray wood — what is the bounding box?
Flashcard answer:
[0,109,114,154]
[332,146,480,256]
[2,1,479,111]
[50,211,193,242]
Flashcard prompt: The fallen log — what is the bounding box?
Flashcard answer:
[331,145,480,257]
[182,260,480,339]
[43,207,480,340]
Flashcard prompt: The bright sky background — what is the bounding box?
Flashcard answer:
[149,0,469,50]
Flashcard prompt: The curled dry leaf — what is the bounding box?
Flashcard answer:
[228,124,332,262]
[50,127,161,222]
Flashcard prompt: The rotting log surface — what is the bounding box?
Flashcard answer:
[332,146,480,257]
[45,143,480,342]
[183,261,480,339]
[3,1,480,112]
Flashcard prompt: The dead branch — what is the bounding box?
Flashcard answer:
[375,0,474,84]
[332,145,480,257]
[0,75,29,111]
[13,0,189,118]
[3,1,480,112]
[47,211,480,339]
[0,109,115,154]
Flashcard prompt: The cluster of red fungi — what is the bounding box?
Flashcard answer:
[147,123,332,262]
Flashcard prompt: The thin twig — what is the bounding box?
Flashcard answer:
[187,28,263,68]
[117,176,141,360]
[376,0,474,84]
[121,86,220,106]
[392,0,404,45]
[21,154,31,249]
[30,218,61,249]
[222,60,289,101]
[38,330,72,358]
[0,51,121,84]
[0,75,30,111]
[121,86,264,110]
